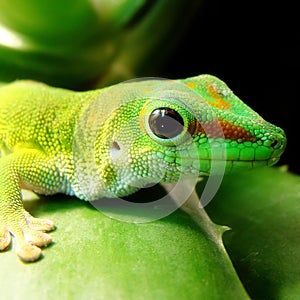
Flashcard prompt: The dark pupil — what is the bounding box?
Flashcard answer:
[149,107,184,139]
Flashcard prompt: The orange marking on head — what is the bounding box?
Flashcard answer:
[186,82,197,88]
[206,83,231,110]
[190,119,257,142]
[218,119,256,141]
[142,88,152,93]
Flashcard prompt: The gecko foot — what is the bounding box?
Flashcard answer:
[0,210,55,262]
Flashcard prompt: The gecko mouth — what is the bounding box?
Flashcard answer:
[174,155,283,177]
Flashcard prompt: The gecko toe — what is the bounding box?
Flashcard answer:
[16,244,42,262]
[28,217,55,232]
[24,212,55,232]
[0,227,12,251]
[24,229,52,248]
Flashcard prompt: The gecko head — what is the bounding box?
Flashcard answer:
[129,75,287,179]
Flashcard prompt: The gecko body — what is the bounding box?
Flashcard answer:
[0,75,286,261]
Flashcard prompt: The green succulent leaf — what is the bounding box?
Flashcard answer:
[205,166,300,299]
[0,189,249,300]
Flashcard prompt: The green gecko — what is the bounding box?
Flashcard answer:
[0,74,286,262]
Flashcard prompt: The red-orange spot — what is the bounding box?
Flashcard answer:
[190,119,257,142]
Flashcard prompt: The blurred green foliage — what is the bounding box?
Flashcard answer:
[0,0,202,89]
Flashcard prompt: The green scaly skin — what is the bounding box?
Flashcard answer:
[0,74,286,262]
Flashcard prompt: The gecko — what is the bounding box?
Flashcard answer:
[0,74,286,262]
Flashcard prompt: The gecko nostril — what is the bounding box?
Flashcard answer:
[270,139,278,148]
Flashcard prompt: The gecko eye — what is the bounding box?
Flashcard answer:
[148,107,184,139]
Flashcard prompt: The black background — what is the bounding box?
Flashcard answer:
[162,0,299,174]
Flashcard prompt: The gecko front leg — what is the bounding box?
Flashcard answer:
[0,149,58,262]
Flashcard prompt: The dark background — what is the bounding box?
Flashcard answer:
[163,0,299,174]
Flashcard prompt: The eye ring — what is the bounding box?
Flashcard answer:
[148,107,184,139]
